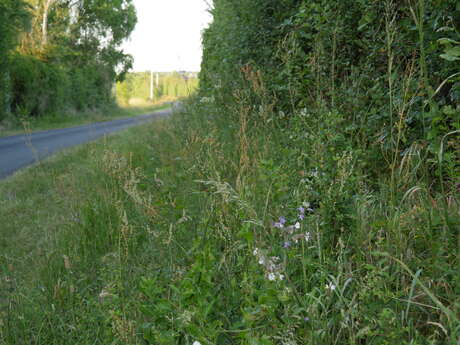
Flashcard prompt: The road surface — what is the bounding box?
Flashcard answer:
[0,108,172,179]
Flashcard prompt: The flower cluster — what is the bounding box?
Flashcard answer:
[253,248,285,281]
[273,202,313,249]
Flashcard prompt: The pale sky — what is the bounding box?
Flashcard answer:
[122,0,213,72]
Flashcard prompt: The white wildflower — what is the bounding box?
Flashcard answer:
[325,282,336,291]
[268,273,276,281]
[295,222,301,229]
[193,341,202,345]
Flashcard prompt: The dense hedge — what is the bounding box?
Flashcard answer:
[200,0,460,168]
[7,54,115,117]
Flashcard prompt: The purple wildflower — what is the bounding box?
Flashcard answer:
[273,216,287,229]
[283,241,292,249]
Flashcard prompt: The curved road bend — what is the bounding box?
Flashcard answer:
[0,108,172,179]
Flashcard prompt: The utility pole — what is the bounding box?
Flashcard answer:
[150,70,154,101]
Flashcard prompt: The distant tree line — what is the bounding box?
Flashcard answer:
[0,0,137,121]
[116,71,199,106]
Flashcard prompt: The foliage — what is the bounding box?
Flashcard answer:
[200,0,460,183]
[2,95,459,344]
[0,0,31,120]
[2,0,460,344]
[0,0,137,122]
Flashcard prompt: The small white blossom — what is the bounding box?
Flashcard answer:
[268,273,276,281]
[258,257,265,265]
[193,341,202,345]
[304,232,311,242]
[325,282,336,291]
[253,248,259,256]
[295,222,301,229]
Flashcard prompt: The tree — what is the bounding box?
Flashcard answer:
[0,0,31,120]
[3,0,137,118]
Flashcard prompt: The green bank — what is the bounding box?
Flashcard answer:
[1,96,459,344]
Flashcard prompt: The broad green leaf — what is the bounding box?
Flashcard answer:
[438,38,460,45]
[440,53,460,61]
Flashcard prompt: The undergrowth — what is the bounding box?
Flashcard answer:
[1,89,458,344]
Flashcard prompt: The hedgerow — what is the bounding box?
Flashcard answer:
[200,0,460,179]
[0,0,137,122]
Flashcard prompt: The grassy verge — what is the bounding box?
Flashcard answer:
[1,96,459,344]
[0,102,171,138]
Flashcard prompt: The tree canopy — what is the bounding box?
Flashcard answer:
[0,0,137,120]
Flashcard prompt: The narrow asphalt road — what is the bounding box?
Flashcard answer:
[0,108,172,179]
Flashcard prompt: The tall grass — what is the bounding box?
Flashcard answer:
[1,82,459,344]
